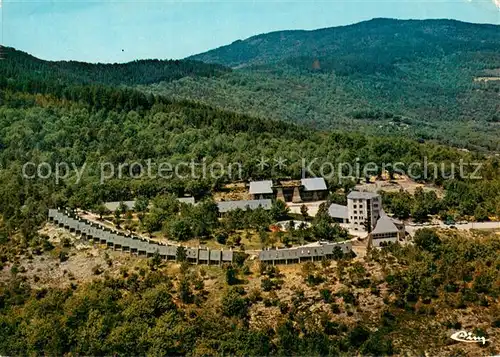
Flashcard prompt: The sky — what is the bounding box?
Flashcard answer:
[1,0,499,63]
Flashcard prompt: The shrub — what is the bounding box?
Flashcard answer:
[331,303,341,314]
[414,229,441,253]
[348,325,370,348]
[279,301,289,314]
[241,264,250,275]
[225,264,239,285]
[61,237,71,248]
[338,288,356,305]
[59,251,69,262]
[248,288,262,303]
[320,289,332,303]
[92,265,102,275]
[261,277,273,292]
[216,232,228,245]
[221,288,248,318]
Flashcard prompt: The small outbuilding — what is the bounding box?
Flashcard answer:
[249,180,274,200]
[328,203,349,223]
[300,178,328,201]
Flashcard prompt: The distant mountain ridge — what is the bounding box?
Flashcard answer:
[0,46,230,87]
[149,18,500,151]
[3,18,499,151]
[188,18,499,68]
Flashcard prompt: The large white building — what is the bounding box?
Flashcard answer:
[328,190,405,247]
[346,191,381,231]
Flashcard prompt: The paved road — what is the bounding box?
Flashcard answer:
[406,221,500,236]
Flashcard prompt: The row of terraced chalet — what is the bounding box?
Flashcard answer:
[48,209,234,264]
[259,241,352,265]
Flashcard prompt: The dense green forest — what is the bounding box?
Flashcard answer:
[0,18,500,356]
[1,84,499,237]
[149,19,500,151]
[189,19,499,68]
[0,46,230,87]
[3,19,500,151]
[1,49,500,236]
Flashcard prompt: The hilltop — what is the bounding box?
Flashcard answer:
[189,18,499,68]
[4,19,499,150]
[0,46,230,87]
[148,19,500,151]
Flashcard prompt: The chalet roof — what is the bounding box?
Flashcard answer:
[258,241,352,261]
[249,180,274,194]
[301,177,327,191]
[222,250,234,261]
[259,248,298,260]
[217,199,272,213]
[328,203,349,219]
[347,191,380,200]
[382,209,404,227]
[48,209,233,260]
[379,209,403,224]
[372,215,399,235]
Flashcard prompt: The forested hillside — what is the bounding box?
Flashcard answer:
[1,21,500,356]
[148,19,500,151]
[0,46,230,88]
[1,222,499,356]
[1,19,499,239]
[3,19,500,151]
[189,18,499,68]
[0,67,499,241]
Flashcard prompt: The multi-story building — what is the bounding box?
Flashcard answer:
[328,190,406,247]
[346,191,381,232]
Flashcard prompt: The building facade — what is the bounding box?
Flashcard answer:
[48,209,234,264]
[259,241,352,265]
[369,211,405,247]
[347,191,381,231]
[300,178,329,202]
[249,178,328,203]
